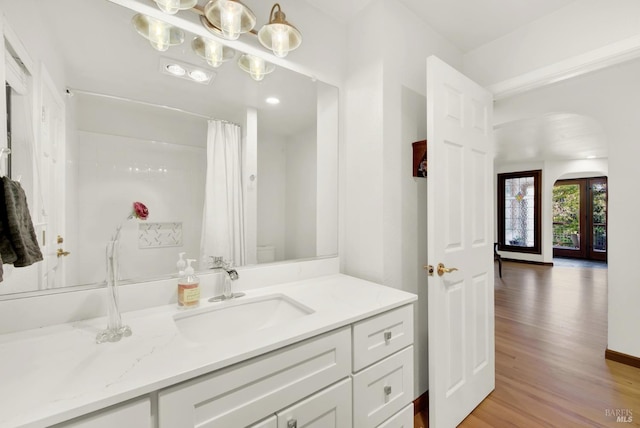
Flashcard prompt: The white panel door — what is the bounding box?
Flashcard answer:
[426,55,495,428]
[38,66,66,290]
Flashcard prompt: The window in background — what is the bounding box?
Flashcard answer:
[498,170,542,254]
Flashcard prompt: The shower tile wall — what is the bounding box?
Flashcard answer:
[75,131,205,285]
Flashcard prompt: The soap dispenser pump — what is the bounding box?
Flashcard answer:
[176,252,186,276]
[178,259,200,309]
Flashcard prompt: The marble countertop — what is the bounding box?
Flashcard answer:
[0,274,416,428]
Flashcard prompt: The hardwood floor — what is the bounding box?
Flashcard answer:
[414,261,640,427]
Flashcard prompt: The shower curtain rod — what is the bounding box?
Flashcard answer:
[66,88,241,126]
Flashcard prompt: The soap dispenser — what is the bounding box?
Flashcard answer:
[176,252,186,276]
[178,259,200,309]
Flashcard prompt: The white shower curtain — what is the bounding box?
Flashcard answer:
[200,120,246,267]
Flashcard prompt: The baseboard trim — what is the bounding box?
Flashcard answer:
[605,349,640,369]
[413,391,428,415]
[502,258,554,266]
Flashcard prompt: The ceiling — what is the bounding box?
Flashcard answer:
[303,0,575,52]
[35,0,614,163]
[494,113,607,163]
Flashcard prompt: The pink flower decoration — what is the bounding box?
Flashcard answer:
[133,202,149,220]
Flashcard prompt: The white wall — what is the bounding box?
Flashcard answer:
[463,0,640,86]
[285,128,318,260]
[343,0,463,398]
[257,133,287,262]
[74,96,206,285]
[316,83,339,257]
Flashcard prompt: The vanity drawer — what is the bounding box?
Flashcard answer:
[352,304,413,372]
[376,404,414,428]
[277,378,352,428]
[158,327,351,428]
[353,346,414,428]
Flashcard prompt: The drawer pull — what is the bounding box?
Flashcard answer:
[384,331,392,342]
[384,385,392,396]
[287,419,297,428]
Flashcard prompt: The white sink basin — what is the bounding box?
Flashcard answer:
[174,294,314,343]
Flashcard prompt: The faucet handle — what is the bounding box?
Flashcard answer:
[209,256,224,268]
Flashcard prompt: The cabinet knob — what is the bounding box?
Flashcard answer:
[384,385,392,396]
[384,331,392,342]
[287,420,297,428]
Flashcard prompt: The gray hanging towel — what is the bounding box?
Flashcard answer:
[0,176,42,270]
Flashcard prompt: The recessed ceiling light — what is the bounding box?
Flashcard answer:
[586,155,597,159]
[266,97,280,105]
[159,57,215,85]
[188,69,209,82]
[166,64,186,76]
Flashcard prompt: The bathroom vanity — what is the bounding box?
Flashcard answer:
[0,274,416,428]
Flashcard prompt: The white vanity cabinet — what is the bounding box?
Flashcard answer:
[157,304,414,428]
[158,327,352,427]
[247,378,352,428]
[351,305,415,428]
[51,397,151,428]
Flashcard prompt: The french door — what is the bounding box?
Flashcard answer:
[552,177,607,261]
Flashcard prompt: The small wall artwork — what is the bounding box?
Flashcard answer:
[412,140,427,177]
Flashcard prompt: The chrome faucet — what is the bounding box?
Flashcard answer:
[208,256,244,302]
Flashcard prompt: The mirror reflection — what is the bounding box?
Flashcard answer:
[0,0,338,297]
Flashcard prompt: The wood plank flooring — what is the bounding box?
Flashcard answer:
[415,261,640,427]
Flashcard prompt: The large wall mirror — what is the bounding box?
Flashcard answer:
[0,0,338,298]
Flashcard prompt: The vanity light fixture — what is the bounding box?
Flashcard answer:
[154,0,197,15]
[265,97,280,105]
[586,155,597,159]
[132,14,184,52]
[257,3,302,58]
[237,54,275,81]
[203,0,256,41]
[192,36,236,68]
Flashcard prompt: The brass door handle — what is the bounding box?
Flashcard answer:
[437,263,458,276]
[57,248,70,258]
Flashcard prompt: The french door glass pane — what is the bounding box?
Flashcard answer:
[592,181,607,253]
[553,184,581,249]
[504,176,535,248]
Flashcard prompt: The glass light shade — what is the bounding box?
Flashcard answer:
[203,0,256,41]
[154,0,197,14]
[132,14,184,52]
[237,54,275,82]
[257,6,302,58]
[206,42,223,67]
[221,1,241,39]
[192,37,236,69]
[149,19,170,51]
